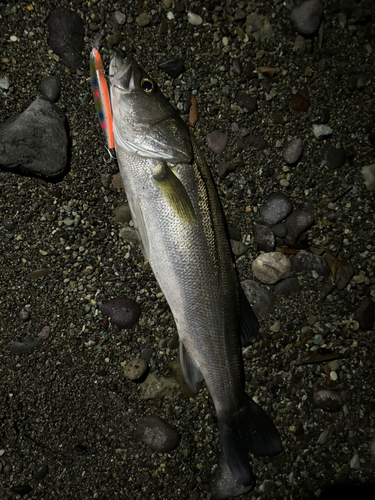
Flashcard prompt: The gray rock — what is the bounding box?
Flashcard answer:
[317,429,331,445]
[217,161,234,178]
[5,337,44,355]
[133,416,180,453]
[230,240,248,257]
[113,203,132,223]
[187,12,203,26]
[119,227,139,244]
[282,138,303,164]
[335,264,355,290]
[292,251,328,276]
[361,164,375,191]
[252,252,291,285]
[207,131,228,154]
[135,13,150,27]
[139,372,179,400]
[210,452,253,499]
[99,298,141,329]
[259,192,293,225]
[0,98,68,178]
[324,148,347,170]
[272,223,288,238]
[123,358,148,381]
[274,277,300,296]
[40,75,61,103]
[314,334,324,345]
[291,0,324,36]
[241,280,276,317]
[48,7,84,70]
[236,94,257,114]
[34,464,49,480]
[253,225,275,252]
[313,124,333,139]
[284,209,314,245]
[350,454,360,469]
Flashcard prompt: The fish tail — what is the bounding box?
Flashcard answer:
[218,395,282,487]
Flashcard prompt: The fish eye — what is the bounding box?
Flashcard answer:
[141,78,154,93]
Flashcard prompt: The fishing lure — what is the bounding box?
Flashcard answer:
[90,48,114,151]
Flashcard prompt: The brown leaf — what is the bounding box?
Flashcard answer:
[188,95,198,127]
[301,348,350,364]
[258,66,276,78]
[310,247,325,255]
[324,251,348,282]
[276,247,301,255]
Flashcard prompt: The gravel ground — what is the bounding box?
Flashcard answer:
[1,1,375,499]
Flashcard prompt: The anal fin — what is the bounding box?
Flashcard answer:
[179,341,204,392]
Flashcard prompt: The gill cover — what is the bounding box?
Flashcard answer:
[109,52,193,163]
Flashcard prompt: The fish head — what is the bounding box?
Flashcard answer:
[109,52,192,163]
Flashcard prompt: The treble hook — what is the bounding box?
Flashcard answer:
[103,147,116,164]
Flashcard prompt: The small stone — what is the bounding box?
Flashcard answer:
[361,164,375,191]
[123,358,148,381]
[236,94,257,114]
[119,227,139,244]
[217,162,234,178]
[284,210,314,245]
[272,223,288,238]
[99,298,141,329]
[27,268,51,280]
[206,131,228,154]
[253,225,275,252]
[113,203,132,223]
[313,388,343,412]
[136,13,150,27]
[289,89,310,112]
[0,77,10,90]
[252,252,291,285]
[314,334,324,345]
[330,371,338,381]
[324,148,347,170]
[230,240,248,257]
[241,280,276,317]
[134,416,180,453]
[313,124,333,139]
[101,173,111,188]
[2,217,15,230]
[270,320,281,333]
[317,429,331,445]
[20,310,30,321]
[114,11,126,24]
[258,192,293,225]
[40,75,61,103]
[291,0,324,36]
[187,12,202,26]
[5,337,44,355]
[335,264,355,290]
[282,138,303,164]
[139,372,179,399]
[38,326,50,339]
[350,453,360,469]
[11,485,33,496]
[274,278,300,296]
[34,464,49,480]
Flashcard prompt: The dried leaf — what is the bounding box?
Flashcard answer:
[324,252,348,282]
[188,95,198,127]
[258,66,276,78]
[276,247,301,255]
[310,247,325,255]
[302,348,350,364]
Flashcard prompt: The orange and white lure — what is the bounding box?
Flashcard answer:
[90,48,114,151]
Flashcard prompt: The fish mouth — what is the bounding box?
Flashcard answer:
[109,52,136,91]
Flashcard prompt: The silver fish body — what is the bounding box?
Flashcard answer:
[109,52,281,487]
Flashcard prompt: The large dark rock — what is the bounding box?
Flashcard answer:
[0,98,68,178]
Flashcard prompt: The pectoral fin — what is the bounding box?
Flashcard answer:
[153,162,196,225]
[179,341,203,392]
[130,195,150,260]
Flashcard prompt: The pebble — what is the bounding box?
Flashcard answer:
[313,124,333,139]
[5,337,44,355]
[206,131,228,154]
[40,75,61,103]
[119,227,139,244]
[253,225,275,252]
[361,164,375,191]
[139,372,179,400]
[158,58,185,78]
[232,58,242,76]
[230,240,248,257]
[20,310,30,321]
[11,485,33,496]
[2,217,15,230]
[34,464,49,480]
[317,429,331,445]
[27,268,51,280]
[292,252,328,276]
[314,334,324,345]
[282,138,303,164]
[289,89,310,112]
[335,264,355,290]
[274,278,301,296]
[187,12,202,26]
[133,416,180,453]
[330,371,338,381]
[48,7,84,70]
[258,192,293,225]
[114,11,126,24]
[38,326,50,339]
[350,453,360,469]
[270,320,281,333]
[324,148,347,170]
[284,209,314,245]
[241,280,276,317]
[99,298,141,329]
[313,389,343,412]
[123,358,148,381]
[354,296,375,330]
[135,13,150,27]
[0,77,10,90]
[251,252,291,285]
[113,203,132,223]
[217,161,234,177]
[291,0,324,36]
[236,94,257,114]
[272,223,288,238]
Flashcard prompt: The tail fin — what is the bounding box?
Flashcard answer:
[218,396,282,487]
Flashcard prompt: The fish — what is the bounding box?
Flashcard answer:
[90,48,114,150]
[108,51,282,488]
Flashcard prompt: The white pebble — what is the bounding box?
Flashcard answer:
[330,370,338,381]
[10,35,18,42]
[187,12,202,26]
[167,11,175,20]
